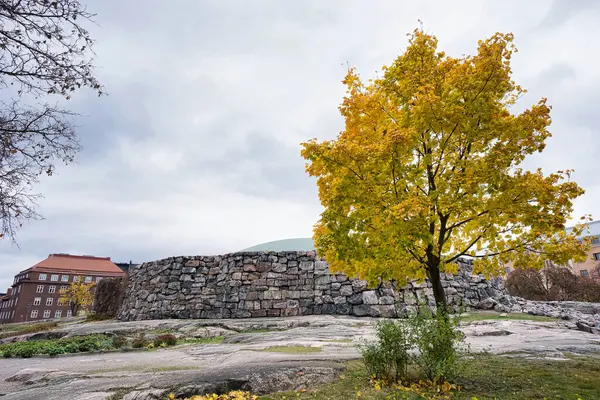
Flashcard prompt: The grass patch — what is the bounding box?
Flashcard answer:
[0,321,58,339]
[260,345,322,354]
[320,339,353,343]
[262,354,600,399]
[178,336,224,345]
[460,311,557,323]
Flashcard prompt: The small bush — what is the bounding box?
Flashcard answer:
[0,334,113,358]
[15,345,37,358]
[131,334,149,349]
[409,307,465,383]
[64,343,80,353]
[359,320,411,383]
[47,346,65,357]
[154,334,177,347]
[112,335,127,349]
[359,306,465,386]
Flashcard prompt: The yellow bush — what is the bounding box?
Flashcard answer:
[167,391,258,400]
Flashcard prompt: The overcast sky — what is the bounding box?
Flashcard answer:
[1,0,599,291]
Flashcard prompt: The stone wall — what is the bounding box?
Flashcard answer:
[118,251,511,321]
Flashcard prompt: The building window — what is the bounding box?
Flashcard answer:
[57,298,65,306]
[581,270,589,277]
[33,297,41,306]
[61,275,69,282]
[14,297,18,306]
[46,298,53,306]
[31,310,38,319]
[593,253,600,261]
[66,310,72,317]
[96,277,103,283]
[73,276,81,283]
[18,285,21,293]
[36,285,44,293]
[39,273,47,281]
[43,310,51,319]
[60,285,67,291]
[592,236,600,245]
[55,310,62,318]
[48,286,56,293]
[84,276,92,283]
[51,274,59,281]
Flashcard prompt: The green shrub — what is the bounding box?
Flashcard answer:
[0,334,114,358]
[358,306,466,385]
[131,334,149,349]
[409,307,465,383]
[64,343,80,353]
[17,346,37,358]
[359,320,411,383]
[47,346,65,357]
[154,333,177,347]
[112,335,127,349]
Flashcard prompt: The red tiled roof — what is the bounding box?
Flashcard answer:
[27,254,126,276]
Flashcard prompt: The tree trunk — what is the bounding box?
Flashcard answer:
[428,266,447,312]
[425,253,447,313]
[71,302,79,317]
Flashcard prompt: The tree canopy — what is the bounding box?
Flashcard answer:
[301,30,590,308]
[59,280,95,316]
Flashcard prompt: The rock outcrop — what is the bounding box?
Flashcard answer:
[118,251,509,321]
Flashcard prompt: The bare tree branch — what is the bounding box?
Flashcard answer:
[0,0,102,242]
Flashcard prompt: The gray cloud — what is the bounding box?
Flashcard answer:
[539,0,598,28]
[1,0,599,291]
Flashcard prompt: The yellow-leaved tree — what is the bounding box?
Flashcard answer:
[301,30,590,311]
[59,281,95,316]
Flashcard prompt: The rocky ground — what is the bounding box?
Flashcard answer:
[1,314,600,400]
[481,297,600,334]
